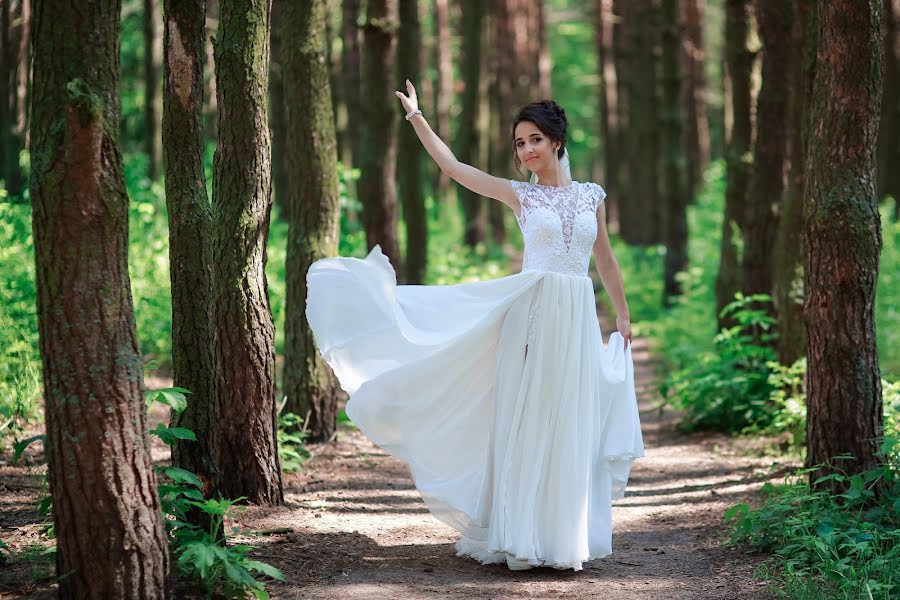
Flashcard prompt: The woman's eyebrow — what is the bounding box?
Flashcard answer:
[514,134,542,142]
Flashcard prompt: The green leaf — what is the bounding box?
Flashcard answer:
[246,560,285,581]
[723,503,749,522]
[163,467,202,488]
[13,434,45,461]
[145,387,191,413]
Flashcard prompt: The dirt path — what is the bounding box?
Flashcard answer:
[240,317,789,600]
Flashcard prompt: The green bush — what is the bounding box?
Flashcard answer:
[725,383,900,600]
[661,293,778,433]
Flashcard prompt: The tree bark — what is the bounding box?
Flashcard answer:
[715,0,754,328]
[211,0,283,504]
[596,0,619,224]
[680,0,710,201]
[145,0,163,180]
[30,1,171,596]
[340,0,361,167]
[203,0,218,139]
[359,0,402,267]
[432,0,452,201]
[612,0,636,239]
[742,0,793,316]
[3,0,28,197]
[629,0,662,245]
[269,0,288,218]
[458,0,486,247]
[774,0,814,364]
[281,0,341,443]
[660,0,689,305]
[397,0,427,282]
[804,0,884,488]
[163,0,220,495]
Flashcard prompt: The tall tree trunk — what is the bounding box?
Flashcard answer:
[30,1,171,596]
[630,0,662,245]
[203,0,218,139]
[281,0,341,443]
[432,0,452,201]
[613,0,637,239]
[878,0,900,206]
[681,0,710,201]
[0,0,10,178]
[211,0,283,504]
[596,0,619,224]
[742,0,793,318]
[163,0,220,495]
[774,0,814,364]
[269,0,288,218]
[398,0,427,282]
[359,0,402,267]
[660,0,689,305]
[457,0,486,247]
[805,0,884,488]
[145,0,163,180]
[715,0,754,327]
[3,0,28,197]
[340,0,361,167]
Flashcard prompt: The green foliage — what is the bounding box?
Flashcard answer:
[149,387,284,598]
[725,385,900,598]
[662,293,778,432]
[0,203,40,453]
[757,358,808,452]
[877,210,900,378]
[277,411,311,473]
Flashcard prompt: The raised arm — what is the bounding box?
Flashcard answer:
[395,80,519,213]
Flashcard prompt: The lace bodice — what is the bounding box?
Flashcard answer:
[510,180,607,277]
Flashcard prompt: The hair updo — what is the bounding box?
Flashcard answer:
[511,100,568,174]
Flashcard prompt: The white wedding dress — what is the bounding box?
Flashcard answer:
[306,180,644,571]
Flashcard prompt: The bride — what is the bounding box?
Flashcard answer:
[305,80,644,571]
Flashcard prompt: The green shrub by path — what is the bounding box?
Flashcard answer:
[725,382,900,600]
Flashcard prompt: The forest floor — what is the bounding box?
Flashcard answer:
[245,317,796,600]
[1,310,798,600]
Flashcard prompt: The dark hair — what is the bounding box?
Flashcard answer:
[511,100,568,175]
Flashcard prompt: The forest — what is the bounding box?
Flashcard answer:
[0,0,899,598]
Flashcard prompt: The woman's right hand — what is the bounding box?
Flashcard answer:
[394,79,419,114]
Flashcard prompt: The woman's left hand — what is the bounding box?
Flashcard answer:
[616,316,632,350]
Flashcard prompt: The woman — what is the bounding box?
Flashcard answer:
[305,80,644,571]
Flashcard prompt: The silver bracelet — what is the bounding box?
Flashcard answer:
[405,109,423,121]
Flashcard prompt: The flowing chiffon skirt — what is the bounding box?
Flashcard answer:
[306,245,644,570]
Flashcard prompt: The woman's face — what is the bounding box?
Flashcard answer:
[514,121,557,173]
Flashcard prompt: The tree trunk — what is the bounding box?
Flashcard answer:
[630,0,662,245]
[203,0,218,139]
[3,0,28,197]
[397,0,427,282]
[145,0,163,180]
[269,0,288,218]
[0,0,10,178]
[596,0,619,224]
[612,0,636,239]
[804,0,884,488]
[281,0,342,443]
[660,0,689,305]
[211,0,283,504]
[878,0,900,205]
[742,0,793,317]
[680,0,710,201]
[340,0,361,167]
[359,0,402,268]
[432,0,452,201]
[715,0,754,328]
[458,0,486,247]
[774,0,814,364]
[163,0,220,495]
[30,1,171,596]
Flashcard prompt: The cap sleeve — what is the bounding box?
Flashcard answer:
[509,179,530,201]
[585,182,607,212]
